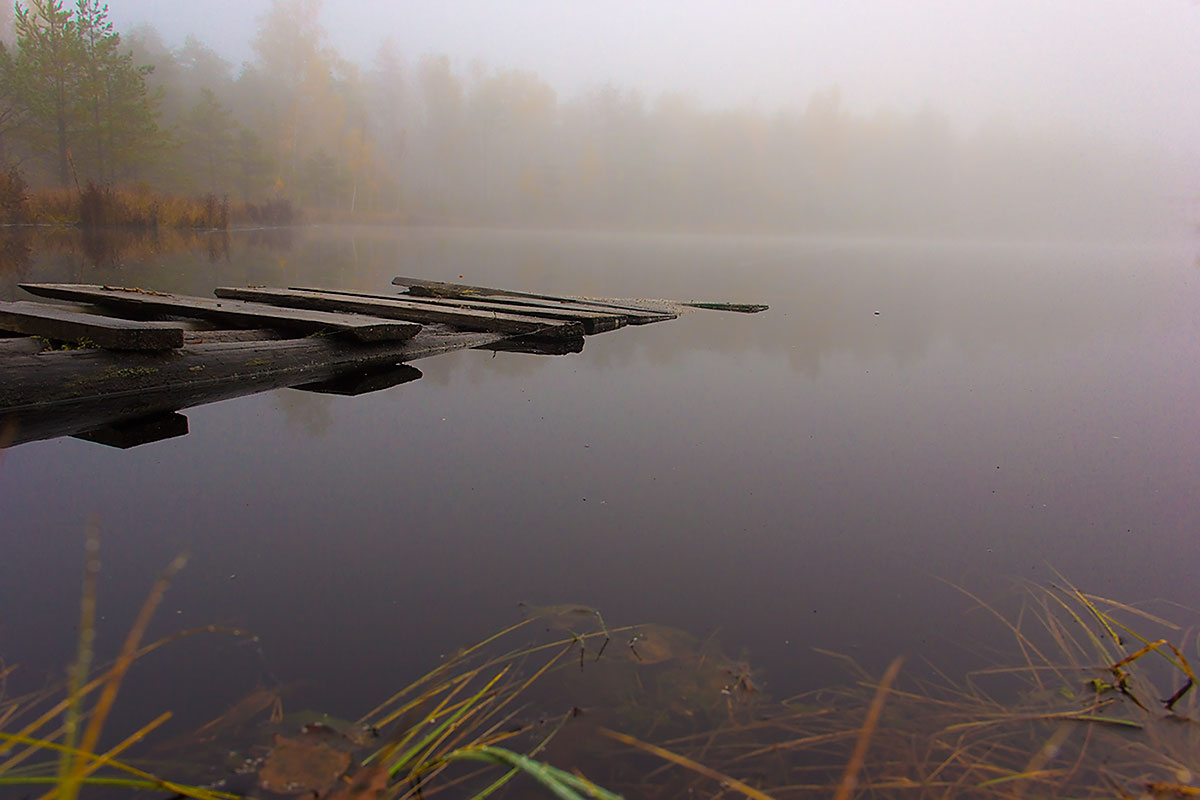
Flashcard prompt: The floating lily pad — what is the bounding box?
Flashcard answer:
[277,710,372,747]
[623,624,699,664]
[518,602,604,632]
[259,733,351,795]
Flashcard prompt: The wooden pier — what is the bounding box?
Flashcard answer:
[0,279,764,449]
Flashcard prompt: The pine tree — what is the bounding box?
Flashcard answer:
[13,0,79,186]
[72,0,161,182]
[12,0,162,185]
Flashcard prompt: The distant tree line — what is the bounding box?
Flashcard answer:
[0,0,1175,235]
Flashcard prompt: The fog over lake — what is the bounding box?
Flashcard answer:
[4,226,1199,726]
[1,2,1198,795]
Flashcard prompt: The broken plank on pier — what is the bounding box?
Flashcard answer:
[679,301,769,313]
[390,276,678,324]
[213,286,585,339]
[289,286,626,334]
[18,284,423,342]
[0,300,185,350]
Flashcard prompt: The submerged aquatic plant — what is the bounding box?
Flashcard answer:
[4,540,1196,800]
[580,576,1198,799]
[0,528,246,799]
[0,536,626,800]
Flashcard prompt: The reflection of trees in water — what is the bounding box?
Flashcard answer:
[271,390,334,438]
[3,226,234,272]
[350,230,1178,381]
[0,228,32,278]
[244,227,294,251]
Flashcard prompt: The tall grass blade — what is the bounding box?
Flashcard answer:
[387,667,510,777]
[72,555,187,762]
[598,727,775,800]
[37,711,173,800]
[0,626,246,776]
[446,746,621,800]
[0,731,235,800]
[57,520,100,794]
[833,656,904,800]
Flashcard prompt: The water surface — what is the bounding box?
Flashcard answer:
[2,225,1197,733]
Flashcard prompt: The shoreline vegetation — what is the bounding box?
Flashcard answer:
[1,544,1196,799]
[0,1,1182,242]
[0,171,297,230]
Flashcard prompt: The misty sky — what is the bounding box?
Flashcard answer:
[109,1,1200,161]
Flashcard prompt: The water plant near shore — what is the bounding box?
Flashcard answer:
[2,533,1196,799]
[0,175,297,232]
[0,534,626,799]
[584,578,1197,799]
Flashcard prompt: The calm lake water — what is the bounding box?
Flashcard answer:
[2,225,1198,739]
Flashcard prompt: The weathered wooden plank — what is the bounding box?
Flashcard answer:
[0,337,48,355]
[680,301,769,313]
[184,328,285,345]
[0,325,505,447]
[18,284,423,342]
[0,300,185,350]
[290,286,626,334]
[451,292,675,325]
[213,286,584,339]
[390,275,678,323]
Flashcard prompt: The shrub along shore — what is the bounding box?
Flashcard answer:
[0,170,296,230]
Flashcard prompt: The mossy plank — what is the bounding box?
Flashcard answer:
[214,286,585,339]
[390,276,678,323]
[0,300,184,350]
[291,286,627,334]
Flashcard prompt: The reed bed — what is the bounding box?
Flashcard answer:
[0,176,297,230]
[0,542,627,799]
[585,577,1198,799]
[2,542,1195,799]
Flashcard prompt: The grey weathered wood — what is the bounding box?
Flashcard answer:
[184,328,285,345]
[0,325,505,448]
[18,284,423,342]
[453,292,675,325]
[0,300,185,350]
[292,286,628,334]
[213,286,584,339]
[680,301,769,313]
[390,276,678,321]
[0,337,49,355]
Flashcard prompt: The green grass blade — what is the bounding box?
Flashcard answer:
[0,775,208,791]
[59,522,100,794]
[0,731,235,800]
[447,746,621,800]
[464,707,571,800]
[387,667,510,777]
